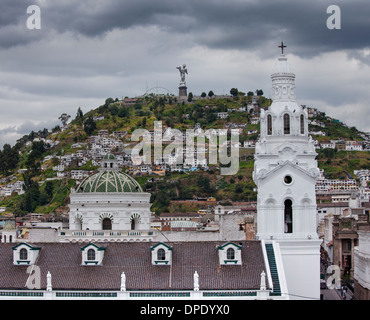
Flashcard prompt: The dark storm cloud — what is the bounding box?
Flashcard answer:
[1,0,369,57]
[45,0,370,58]
[0,0,369,147]
[0,0,46,48]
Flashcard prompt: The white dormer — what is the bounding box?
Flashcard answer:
[81,243,106,265]
[217,242,242,265]
[150,242,172,265]
[12,243,41,265]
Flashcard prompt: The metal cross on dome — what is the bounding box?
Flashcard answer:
[278,42,287,54]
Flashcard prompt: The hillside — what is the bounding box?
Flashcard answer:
[0,93,369,217]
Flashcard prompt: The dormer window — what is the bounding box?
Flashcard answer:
[81,243,105,265]
[151,243,172,265]
[157,248,166,261]
[218,242,242,265]
[12,243,41,265]
[87,249,96,261]
[226,248,235,260]
[20,248,28,260]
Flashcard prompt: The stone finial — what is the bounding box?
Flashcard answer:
[194,271,199,291]
[46,271,52,291]
[120,272,126,292]
[260,270,266,291]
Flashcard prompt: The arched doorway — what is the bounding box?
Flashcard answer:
[284,199,293,233]
[131,219,136,230]
[102,218,112,230]
[75,218,82,230]
[130,214,141,230]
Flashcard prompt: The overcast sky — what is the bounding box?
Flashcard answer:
[0,0,369,148]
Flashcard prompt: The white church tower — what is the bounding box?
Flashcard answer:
[253,43,322,300]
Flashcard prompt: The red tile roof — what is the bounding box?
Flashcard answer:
[0,241,267,291]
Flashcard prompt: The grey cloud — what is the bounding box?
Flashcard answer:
[1,0,369,58]
[0,119,59,149]
[0,0,369,147]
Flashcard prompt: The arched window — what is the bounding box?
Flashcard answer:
[131,219,136,230]
[283,114,290,134]
[227,248,235,260]
[87,249,95,261]
[75,217,82,230]
[20,248,28,260]
[284,199,293,233]
[102,218,112,230]
[157,248,166,261]
[300,114,305,134]
[267,114,272,135]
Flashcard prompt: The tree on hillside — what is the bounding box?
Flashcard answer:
[197,175,212,194]
[152,189,170,214]
[58,113,71,127]
[44,180,54,201]
[75,107,84,124]
[83,116,96,135]
[0,144,19,174]
[201,92,207,98]
[38,128,49,139]
[230,88,239,97]
[187,92,193,102]
[105,97,114,106]
[118,106,129,118]
[31,140,46,158]
[208,90,214,98]
[52,125,60,133]
[108,103,118,116]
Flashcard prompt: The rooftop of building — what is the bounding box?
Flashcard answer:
[0,241,267,291]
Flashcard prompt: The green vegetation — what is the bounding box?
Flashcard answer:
[0,92,368,216]
[317,149,370,179]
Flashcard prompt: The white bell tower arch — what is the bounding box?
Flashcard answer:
[253,44,322,300]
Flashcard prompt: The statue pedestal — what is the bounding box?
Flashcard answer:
[178,85,187,98]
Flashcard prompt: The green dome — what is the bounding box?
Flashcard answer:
[76,170,143,193]
[104,153,116,160]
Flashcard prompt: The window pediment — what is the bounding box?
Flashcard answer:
[217,242,242,265]
[12,243,41,265]
[81,243,106,265]
[151,242,172,265]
